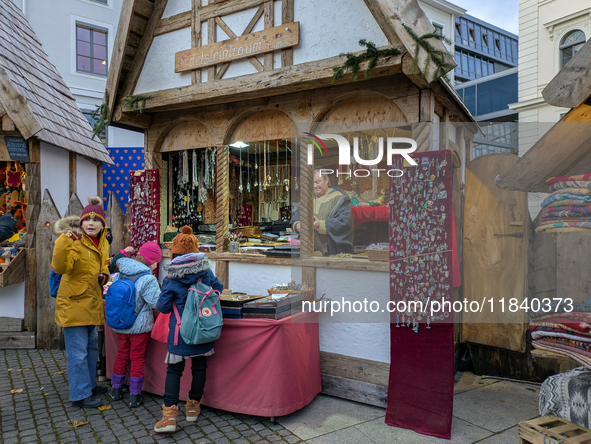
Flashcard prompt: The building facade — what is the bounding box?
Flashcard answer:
[10,0,144,204]
[510,0,591,215]
[452,14,519,159]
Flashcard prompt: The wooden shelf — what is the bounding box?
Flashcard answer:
[0,248,25,287]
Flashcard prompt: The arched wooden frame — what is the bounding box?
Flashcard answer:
[216,108,295,252]
[300,93,409,258]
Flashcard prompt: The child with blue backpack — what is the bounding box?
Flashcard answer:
[107,241,162,408]
[154,226,223,434]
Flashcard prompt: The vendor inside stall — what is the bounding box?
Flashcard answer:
[291,167,354,255]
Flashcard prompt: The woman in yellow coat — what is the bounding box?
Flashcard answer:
[52,197,110,408]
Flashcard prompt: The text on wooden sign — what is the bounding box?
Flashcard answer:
[175,22,300,73]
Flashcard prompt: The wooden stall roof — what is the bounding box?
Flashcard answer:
[106,0,470,128]
[0,0,112,164]
[497,41,591,193]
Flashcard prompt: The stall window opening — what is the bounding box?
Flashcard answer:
[76,23,108,76]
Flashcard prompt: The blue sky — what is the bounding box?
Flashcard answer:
[451,0,519,35]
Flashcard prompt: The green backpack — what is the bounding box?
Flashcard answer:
[172,279,223,346]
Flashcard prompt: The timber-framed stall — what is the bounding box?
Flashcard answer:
[493,39,591,379]
[0,1,113,350]
[105,0,479,407]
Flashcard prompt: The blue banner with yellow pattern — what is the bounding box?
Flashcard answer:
[103,147,145,213]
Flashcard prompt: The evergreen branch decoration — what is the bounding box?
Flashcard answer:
[123,94,152,113]
[90,90,110,141]
[403,24,454,80]
[332,39,401,84]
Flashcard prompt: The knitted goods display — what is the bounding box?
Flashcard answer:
[537,176,591,232]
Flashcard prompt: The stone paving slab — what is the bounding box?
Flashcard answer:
[0,350,305,444]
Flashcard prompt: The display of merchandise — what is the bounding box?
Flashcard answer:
[389,150,453,331]
[171,148,216,229]
[129,168,160,248]
[0,162,27,232]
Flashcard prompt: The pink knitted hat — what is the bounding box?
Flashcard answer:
[137,241,162,265]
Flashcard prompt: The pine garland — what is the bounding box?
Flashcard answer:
[90,90,110,141]
[403,24,454,80]
[123,94,152,113]
[332,39,401,84]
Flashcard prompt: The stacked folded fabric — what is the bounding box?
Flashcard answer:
[536,174,591,232]
[530,300,591,368]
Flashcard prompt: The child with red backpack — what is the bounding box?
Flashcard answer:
[154,226,223,434]
[107,242,162,408]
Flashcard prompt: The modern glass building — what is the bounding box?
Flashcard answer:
[453,14,518,158]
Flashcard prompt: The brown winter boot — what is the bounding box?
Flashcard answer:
[154,404,178,433]
[185,397,201,422]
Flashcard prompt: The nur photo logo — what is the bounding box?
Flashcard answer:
[303,132,418,178]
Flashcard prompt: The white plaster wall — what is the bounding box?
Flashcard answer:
[0,283,25,318]
[76,155,98,205]
[316,268,390,363]
[108,127,144,148]
[293,0,388,65]
[135,28,192,94]
[227,262,298,295]
[40,142,70,217]
[162,0,191,19]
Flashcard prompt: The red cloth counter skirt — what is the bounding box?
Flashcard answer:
[105,312,321,417]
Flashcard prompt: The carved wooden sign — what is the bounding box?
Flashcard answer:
[175,22,300,73]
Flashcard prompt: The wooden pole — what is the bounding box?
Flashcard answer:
[24,139,40,334]
[299,139,314,257]
[216,145,229,252]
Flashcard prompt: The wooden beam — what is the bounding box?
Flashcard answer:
[0,317,23,332]
[112,105,153,128]
[213,16,264,79]
[69,151,77,197]
[105,0,138,114]
[207,14,216,81]
[133,49,403,112]
[119,0,169,100]
[214,6,265,80]
[321,374,387,408]
[0,332,36,349]
[24,249,36,333]
[542,39,591,108]
[215,260,229,288]
[264,1,274,71]
[215,145,229,251]
[155,11,190,36]
[281,0,294,67]
[321,351,390,386]
[363,0,455,83]
[496,104,591,192]
[2,114,15,132]
[191,0,201,84]
[439,107,450,151]
[0,68,42,139]
[419,88,434,122]
[200,0,268,21]
[301,266,316,301]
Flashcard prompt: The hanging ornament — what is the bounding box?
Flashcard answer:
[246,146,251,193]
[276,139,280,185]
[267,140,272,187]
[254,143,259,187]
[238,146,243,192]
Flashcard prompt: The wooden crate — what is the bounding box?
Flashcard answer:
[519,416,591,444]
[0,248,25,287]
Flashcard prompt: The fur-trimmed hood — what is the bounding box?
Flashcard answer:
[163,256,211,281]
[54,215,81,236]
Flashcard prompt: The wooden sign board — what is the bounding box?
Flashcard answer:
[3,136,29,162]
[175,22,300,73]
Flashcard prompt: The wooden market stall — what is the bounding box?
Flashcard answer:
[104,0,478,408]
[0,1,113,350]
[492,39,591,378]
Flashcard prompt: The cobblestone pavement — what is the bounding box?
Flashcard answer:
[0,350,306,444]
